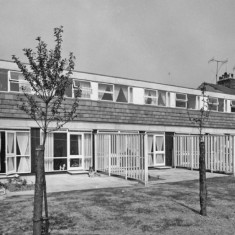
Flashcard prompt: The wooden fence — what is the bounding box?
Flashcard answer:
[173,135,235,175]
[95,133,148,185]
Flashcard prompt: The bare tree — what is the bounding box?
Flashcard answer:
[188,83,211,216]
[12,26,81,234]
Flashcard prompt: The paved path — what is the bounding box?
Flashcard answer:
[4,168,230,197]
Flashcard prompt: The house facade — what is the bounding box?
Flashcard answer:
[1,59,235,175]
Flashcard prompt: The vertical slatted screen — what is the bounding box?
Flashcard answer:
[95,133,148,184]
[173,135,235,174]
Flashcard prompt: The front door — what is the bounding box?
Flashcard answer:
[0,132,6,173]
[68,134,83,170]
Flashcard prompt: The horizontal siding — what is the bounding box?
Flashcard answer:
[0,92,235,129]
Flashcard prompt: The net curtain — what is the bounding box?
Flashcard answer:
[7,133,14,172]
[16,132,30,172]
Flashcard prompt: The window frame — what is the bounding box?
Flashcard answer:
[98,83,114,101]
[8,71,32,93]
[175,93,188,108]
[208,97,219,112]
[73,79,92,99]
[144,89,158,105]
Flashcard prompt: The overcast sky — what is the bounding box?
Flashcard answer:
[1,0,235,88]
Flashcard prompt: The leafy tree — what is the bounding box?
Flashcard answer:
[12,26,80,234]
[188,83,210,216]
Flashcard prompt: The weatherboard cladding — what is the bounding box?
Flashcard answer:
[0,92,235,129]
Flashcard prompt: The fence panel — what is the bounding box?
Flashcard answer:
[95,133,148,184]
[173,135,235,175]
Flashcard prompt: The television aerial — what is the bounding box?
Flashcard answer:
[208,57,228,83]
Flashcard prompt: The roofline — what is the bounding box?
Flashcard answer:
[0,58,197,91]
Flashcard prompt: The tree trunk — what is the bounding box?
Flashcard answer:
[43,173,49,234]
[33,146,44,235]
[199,141,207,216]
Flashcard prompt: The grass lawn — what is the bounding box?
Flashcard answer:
[0,176,235,235]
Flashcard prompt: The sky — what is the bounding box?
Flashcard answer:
[1,0,235,88]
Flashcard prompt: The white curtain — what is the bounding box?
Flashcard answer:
[84,134,92,169]
[7,133,14,154]
[16,132,30,172]
[7,157,14,172]
[43,133,54,171]
[155,136,164,152]
[148,136,153,153]
[158,91,166,106]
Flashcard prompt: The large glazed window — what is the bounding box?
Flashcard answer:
[98,83,114,101]
[73,80,92,99]
[115,85,128,103]
[176,93,187,108]
[187,94,197,109]
[0,69,8,91]
[84,134,92,169]
[145,89,157,105]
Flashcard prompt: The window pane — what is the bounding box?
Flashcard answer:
[54,158,67,170]
[98,83,113,101]
[176,101,187,108]
[176,93,187,100]
[129,87,133,103]
[80,81,91,99]
[115,85,128,103]
[187,94,196,109]
[158,91,166,106]
[145,89,157,105]
[54,133,67,157]
[0,69,8,91]
[218,98,224,112]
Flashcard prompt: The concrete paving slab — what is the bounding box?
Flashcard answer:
[4,168,231,197]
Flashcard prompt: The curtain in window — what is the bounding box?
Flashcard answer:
[115,85,128,103]
[7,133,14,154]
[158,91,166,106]
[155,136,164,152]
[43,133,54,171]
[84,134,92,169]
[78,135,82,155]
[98,84,113,101]
[7,157,14,172]
[16,132,30,172]
[148,135,154,166]
[80,81,91,99]
[145,90,157,105]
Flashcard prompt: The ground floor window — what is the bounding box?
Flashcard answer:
[148,134,165,167]
[5,131,31,174]
[43,132,92,172]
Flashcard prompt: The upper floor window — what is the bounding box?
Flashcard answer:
[158,90,166,106]
[208,97,219,111]
[231,100,235,112]
[114,85,128,103]
[187,94,197,109]
[218,98,224,112]
[98,83,113,101]
[9,71,31,93]
[145,89,157,105]
[176,93,187,108]
[0,69,8,91]
[73,80,92,99]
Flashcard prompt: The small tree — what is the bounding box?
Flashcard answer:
[188,83,210,216]
[12,26,80,234]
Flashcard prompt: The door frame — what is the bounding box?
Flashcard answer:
[67,133,84,170]
[153,134,165,166]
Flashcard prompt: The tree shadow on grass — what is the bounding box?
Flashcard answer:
[173,200,200,215]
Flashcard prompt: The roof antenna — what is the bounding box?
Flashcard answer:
[208,57,228,83]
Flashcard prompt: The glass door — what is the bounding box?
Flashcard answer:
[154,135,165,166]
[6,132,16,174]
[68,134,83,170]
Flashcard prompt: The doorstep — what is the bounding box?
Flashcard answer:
[67,170,89,175]
[152,166,172,170]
